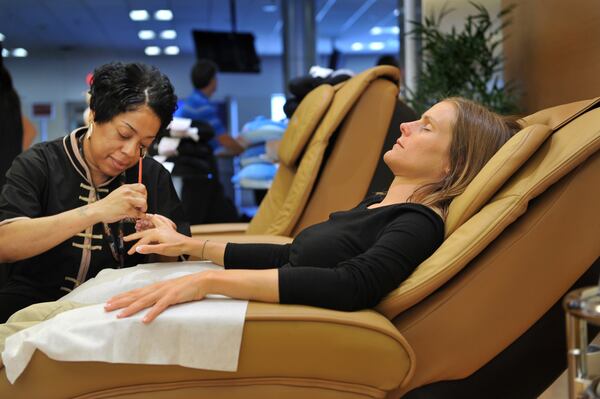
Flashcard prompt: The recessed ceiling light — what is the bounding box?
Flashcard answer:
[2,48,9,57]
[130,10,149,21]
[164,46,180,55]
[262,4,277,12]
[394,9,400,16]
[160,30,177,40]
[12,48,28,57]
[138,30,156,40]
[144,46,161,56]
[368,42,385,50]
[370,26,400,35]
[0,33,5,42]
[154,9,173,21]
[351,42,364,51]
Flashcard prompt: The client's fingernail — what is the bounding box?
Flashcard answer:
[136,246,143,253]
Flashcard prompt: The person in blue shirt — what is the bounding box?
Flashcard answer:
[172,60,246,224]
[175,59,247,154]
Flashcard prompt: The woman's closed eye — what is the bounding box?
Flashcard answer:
[118,131,132,140]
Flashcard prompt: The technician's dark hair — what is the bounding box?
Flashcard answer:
[89,62,177,131]
[191,59,218,90]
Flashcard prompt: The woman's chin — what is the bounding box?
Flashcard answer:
[382,151,393,165]
[106,157,130,174]
[100,164,124,177]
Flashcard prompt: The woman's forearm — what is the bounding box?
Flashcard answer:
[0,204,101,263]
[182,238,227,266]
[202,269,279,303]
[106,268,280,323]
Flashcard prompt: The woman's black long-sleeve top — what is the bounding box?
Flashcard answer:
[223,195,444,311]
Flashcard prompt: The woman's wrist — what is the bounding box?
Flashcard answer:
[183,237,207,258]
[193,270,215,299]
[78,202,103,225]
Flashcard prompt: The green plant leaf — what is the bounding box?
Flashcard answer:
[407,2,519,114]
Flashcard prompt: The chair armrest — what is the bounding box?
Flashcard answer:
[190,223,249,237]
[0,302,415,399]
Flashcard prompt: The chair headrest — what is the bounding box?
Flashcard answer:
[523,97,600,130]
[445,123,552,235]
[445,97,600,236]
[278,66,400,168]
[376,98,600,319]
[278,85,334,167]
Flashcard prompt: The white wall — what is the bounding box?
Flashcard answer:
[4,50,387,144]
[4,50,285,143]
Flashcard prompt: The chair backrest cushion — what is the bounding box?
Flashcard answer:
[247,66,400,236]
[278,85,334,167]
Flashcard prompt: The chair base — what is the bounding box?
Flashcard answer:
[402,257,600,399]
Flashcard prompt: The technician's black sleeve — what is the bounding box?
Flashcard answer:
[0,145,48,223]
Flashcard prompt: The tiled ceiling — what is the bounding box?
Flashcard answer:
[0,0,401,56]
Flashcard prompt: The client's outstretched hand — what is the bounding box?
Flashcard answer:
[125,214,189,257]
[104,272,209,323]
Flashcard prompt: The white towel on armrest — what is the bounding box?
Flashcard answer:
[1,261,248,384]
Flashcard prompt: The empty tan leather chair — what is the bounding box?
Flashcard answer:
[1,98,598,399]
[192,65,401,240]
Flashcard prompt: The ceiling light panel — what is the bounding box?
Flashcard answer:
[144,46,161,56]
[368,42,384,50]
[164,46,180,55]
[154,9,173,21]
[351,42,364,51]
[160,30,177,40]
[130,10,149,21]
[12,48,28,57]
[138,30,156,40]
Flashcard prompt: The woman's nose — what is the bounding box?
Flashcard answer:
[122,140,139,158]
[399,122,411,137]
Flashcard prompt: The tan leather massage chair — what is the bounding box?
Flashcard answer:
[191,65,412,243]
[1,95,599,398]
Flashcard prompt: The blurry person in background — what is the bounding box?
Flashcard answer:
[376,55,400,68]
[0,42,37,189]
[165,59,245,224]
[177,59,247,155]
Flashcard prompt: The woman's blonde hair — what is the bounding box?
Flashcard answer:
[410,97,522,218]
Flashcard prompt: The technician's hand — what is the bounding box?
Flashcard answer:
[104,272,208,323]
[91,184,147,223]
[135,213,177,232]
[125,213,188,256]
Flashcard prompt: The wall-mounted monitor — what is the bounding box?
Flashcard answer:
[192,30,261,74]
